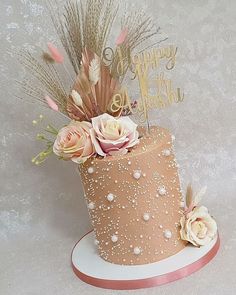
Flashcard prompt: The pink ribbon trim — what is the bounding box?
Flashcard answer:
[71,231,220,290]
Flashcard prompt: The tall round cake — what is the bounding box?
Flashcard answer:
[80,126,186,265]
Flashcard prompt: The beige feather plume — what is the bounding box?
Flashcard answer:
[71,90,83,107]
[67,48,121,121]
[186,184,193,208]
[89,57,100,85]
[193,186,207,207]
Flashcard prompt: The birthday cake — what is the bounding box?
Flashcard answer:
[80,125,186,265]
[21,0,218,277]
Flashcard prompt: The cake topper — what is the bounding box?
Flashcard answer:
[108,45,184,128]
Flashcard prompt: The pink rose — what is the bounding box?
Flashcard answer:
[53,121,95,163]
[90,113,139,156]
[180,206,217,247]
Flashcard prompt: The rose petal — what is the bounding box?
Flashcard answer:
[90,128,106,157]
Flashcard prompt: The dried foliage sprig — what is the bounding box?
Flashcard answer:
[47,0,118,75]
[185,184,207,214]
[110,10,166,80]
[18,50,68,114]
[31,117,58,165]
[16,78,45,103]
[18,0,166,123]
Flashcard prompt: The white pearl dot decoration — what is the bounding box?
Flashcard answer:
[111,235,118,243]
[164,229,172,239]
[143,213,150,221]
[133,247,141,255]
[88,202,95,210]
[162,149,171,157]
[171,135,176,141]
[106,193,114,202]
[87,167,94,174]
[94,239,99,245]
[158,186,167,196]
[133,170,142,180]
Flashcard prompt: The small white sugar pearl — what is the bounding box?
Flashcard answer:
[87,167,94,174]
[164,230,172,239]
[88,202,95,210]
[107,193,114,202]
[162,149,171,157]
[143,213,150,221]
[171,135,176,142]
[111,235,118,243]
[158,186,167,196]
[133,247,141,255]
[94,239,99,245]
[133,170,142,180]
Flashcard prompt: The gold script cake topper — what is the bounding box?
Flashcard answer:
[108,45,184,125]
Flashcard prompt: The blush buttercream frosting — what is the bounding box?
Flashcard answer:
[79,126,186,265]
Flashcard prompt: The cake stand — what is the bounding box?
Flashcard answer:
[71,230,220,290]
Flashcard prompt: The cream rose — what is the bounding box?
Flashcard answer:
[53,121,95,163]
[90,113,139,156]
[180,206,217,247]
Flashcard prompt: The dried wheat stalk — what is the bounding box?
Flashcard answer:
[18,50,68,114]
[47,0,118,75]
[110,10,166,80]
[17,0,165,121]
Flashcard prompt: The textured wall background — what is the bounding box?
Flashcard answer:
[0,0,235,294]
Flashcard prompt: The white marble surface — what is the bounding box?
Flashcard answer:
[0,0,236,294]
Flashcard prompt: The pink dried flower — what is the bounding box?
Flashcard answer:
[45,95,59,112]
[47,42,64,64]
[116,28,128,46]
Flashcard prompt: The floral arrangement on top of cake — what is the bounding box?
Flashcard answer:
[17,0,217,251]
[18,0,181,165]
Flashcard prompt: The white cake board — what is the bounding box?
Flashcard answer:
[71,230,220,290]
